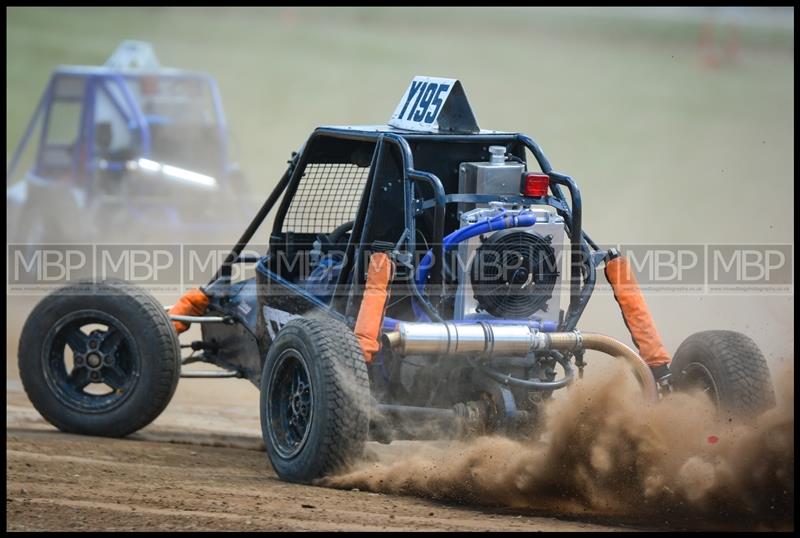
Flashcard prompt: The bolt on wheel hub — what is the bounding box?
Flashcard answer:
[86,352,102,368]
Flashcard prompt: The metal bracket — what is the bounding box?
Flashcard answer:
[414,193,570,215]
[180,369,242,379]
[592,249,611,267]
[390,228,413,266]
[574,349,586,379]
[169,314,235,325]
[498,386,518,419]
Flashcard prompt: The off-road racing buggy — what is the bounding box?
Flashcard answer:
[18,76,776,483]
[7,41,251,246]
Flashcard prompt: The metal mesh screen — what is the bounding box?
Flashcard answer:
[282,163,370,234]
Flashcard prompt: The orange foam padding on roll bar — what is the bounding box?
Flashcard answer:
[605,256,671,367]
[354,253,395,363]
[168,288,209,334]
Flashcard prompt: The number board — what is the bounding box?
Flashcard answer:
[388,76,479,133]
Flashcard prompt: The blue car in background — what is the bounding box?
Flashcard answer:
[7,41,253,245]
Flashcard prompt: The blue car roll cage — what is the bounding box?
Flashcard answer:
[7,68,230,187]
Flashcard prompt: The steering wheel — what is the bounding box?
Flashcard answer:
[320,220,355,248]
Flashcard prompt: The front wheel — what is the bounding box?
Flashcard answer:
[260,317,370,483]
[18,279,181,436]
[671,330,775,417]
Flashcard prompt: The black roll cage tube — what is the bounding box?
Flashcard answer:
[207,128,599,331]
[209,151,299,284]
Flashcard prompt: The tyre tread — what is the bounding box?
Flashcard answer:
[18,279,180,437]
[672,330,775,416]
[261,316,369,481]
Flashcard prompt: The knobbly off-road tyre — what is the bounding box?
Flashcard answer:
[260,317,370,483]
[671,330,775,417]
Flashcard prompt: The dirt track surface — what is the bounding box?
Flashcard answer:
[6,396,636,531]
[4,296,621,532]
[6,299,793,533]
[5,317,790,533]
[6,431,633,532]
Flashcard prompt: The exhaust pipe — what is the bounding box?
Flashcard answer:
[384,322,658,401]
[547,332,658,401]
[387,321,539,356]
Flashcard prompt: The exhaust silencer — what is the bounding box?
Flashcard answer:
[384,322,658,401]
[387,321,544,356]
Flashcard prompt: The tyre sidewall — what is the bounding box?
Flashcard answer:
[260,318,368,483]
[672,337,726,401]
[260,323,334,482]
[18,283,179,436]
[671,330,775,416]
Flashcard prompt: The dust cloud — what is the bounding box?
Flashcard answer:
[321,364,794,530]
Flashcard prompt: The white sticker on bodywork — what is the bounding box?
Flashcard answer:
[262,305,300,340]
[389,76,457,132]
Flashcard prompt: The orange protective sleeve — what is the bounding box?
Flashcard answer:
[354,253,395,363]
[168,288,210,334]
[605,256,671,367]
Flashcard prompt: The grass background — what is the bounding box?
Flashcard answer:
[6,7,794,375]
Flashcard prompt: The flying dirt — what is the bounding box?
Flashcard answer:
[321,362,794,531]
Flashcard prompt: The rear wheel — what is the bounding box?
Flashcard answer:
[18,279,180,436]
[260,317,370,483]
[671,330,775,417]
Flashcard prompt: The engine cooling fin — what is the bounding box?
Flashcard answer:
[470,230,558,318]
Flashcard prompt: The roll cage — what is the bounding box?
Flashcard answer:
[211,126,599,332]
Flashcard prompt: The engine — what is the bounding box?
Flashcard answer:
[453,149,566,324]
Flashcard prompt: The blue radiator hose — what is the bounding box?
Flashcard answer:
[412,210,537,321]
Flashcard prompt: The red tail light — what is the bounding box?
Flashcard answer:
[522,172,549,197]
